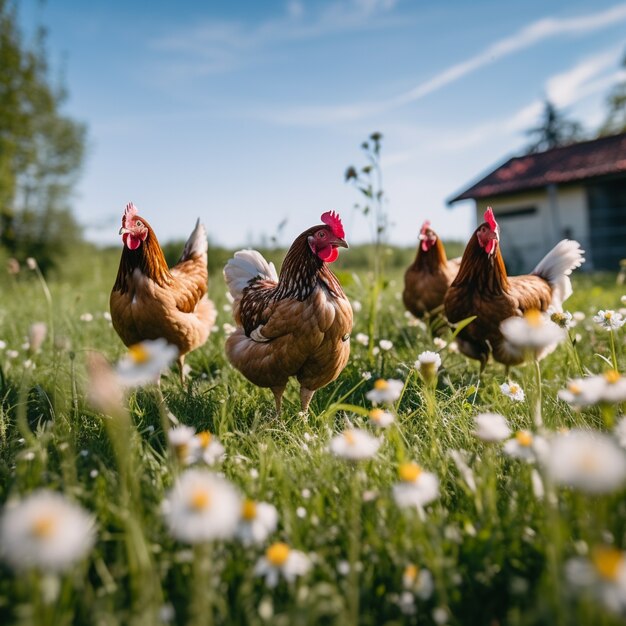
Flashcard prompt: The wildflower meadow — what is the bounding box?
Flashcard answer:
[0,252,625,626]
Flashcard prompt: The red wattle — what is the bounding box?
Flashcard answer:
[421,241,429,252]
[485,240,496,255]
[317,246,339,263]
[123,233,142,250]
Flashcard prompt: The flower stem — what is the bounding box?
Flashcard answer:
[346,468,362,626]
[533,359,543,430]
[609,330,619,372]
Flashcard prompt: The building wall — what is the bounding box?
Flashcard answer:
[473,186,589,273]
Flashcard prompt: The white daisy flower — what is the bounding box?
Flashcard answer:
[403,564,434,600]
[115,339,178,387]
[27,322,47,353]
[369,408,395,428]
[351,300,362,313]
[379,339,393,351]
[500,381,525,402]
[593,310,625,331]
[162,469,241,543]
[103,311,112,322]
[0,490,95,572]
[433,337,447,350]
[6,350,18,359]
[566,547,626,614]
[473,413,511,442]
[415,351,441,384]
[558,376,605,408]
[194,431,225,465]
[503,430,549,462]
[573,311,586,322]
[355,333,369,346]
[222,323,236,335]
[236,500,278,546]
[500,309,566,352]
[366,379,404,405]
[329,428,380,460]
[168,426,199,465]
[598,371,626,404]
[25,257,37,270]
[392,462,439,509]
[547,307,573,329]
[0,340,6,350]
[545,430,626,494]
[254,542,311,587]
[79,313,94,323]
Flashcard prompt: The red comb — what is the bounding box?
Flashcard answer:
[125,202,138,220]
[419,220,431,237]
[484,207,498,232]
[321,210,345,238]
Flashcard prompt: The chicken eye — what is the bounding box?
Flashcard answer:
[318,231,326,239]
[135,220,143,228]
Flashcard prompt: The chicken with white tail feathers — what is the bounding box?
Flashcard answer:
[444,207,585,370]
[223,212,353,413]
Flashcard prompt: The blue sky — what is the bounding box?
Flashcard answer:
[18,0,626,248]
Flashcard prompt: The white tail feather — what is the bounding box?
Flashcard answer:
[531,239,585,308]
[223,249,278,301]
[179,219,208,262]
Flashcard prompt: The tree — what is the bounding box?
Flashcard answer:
[524,100,584,154]
[599,51,626,136]
[0,0,86,273]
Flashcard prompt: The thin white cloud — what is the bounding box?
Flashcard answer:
[261,3,626,126]
[151,0,399,74]
[383,47,625,163]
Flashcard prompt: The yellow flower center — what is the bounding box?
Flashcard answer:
[579,453,598,473]
[197,431,212,448]
[374,379,388,390]
[515,430,533,447]
[568,382,582,395]
[31,515,56,538]
[592,547,624,581]
[524,309,542,327]
[605,311,613,320]
[404,564,418,582]
[189,488,211,511]
[128,344,150,364]
[242,499,257,521]
[509,384,520,395]
[399,462,422,483]
[605,370,621,385]
[344,430,356,445]
[370,409,384,423]
[266,542,290,566]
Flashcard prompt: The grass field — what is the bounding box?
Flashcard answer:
[0,246,625,626]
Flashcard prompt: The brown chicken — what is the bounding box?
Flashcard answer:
[223,211,353,413]
[403,220,461,319]
[444,207,584,370]
[110,202,216,380]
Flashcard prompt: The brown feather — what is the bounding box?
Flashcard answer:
[110,215,215,374]
[444,222,555,367]
[225,224,353,410]
[403,234,460,318]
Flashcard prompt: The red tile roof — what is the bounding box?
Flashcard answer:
[448,132,626,204]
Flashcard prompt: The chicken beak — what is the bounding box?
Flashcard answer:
[119,226,130,236]
[334,237,349,249]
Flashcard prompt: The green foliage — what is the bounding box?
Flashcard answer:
[600,50,626,136]
[525,100,585,154]
[0,251,624,625]
[0,0,86,275]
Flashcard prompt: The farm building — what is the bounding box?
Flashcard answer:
[447,131,626,272]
